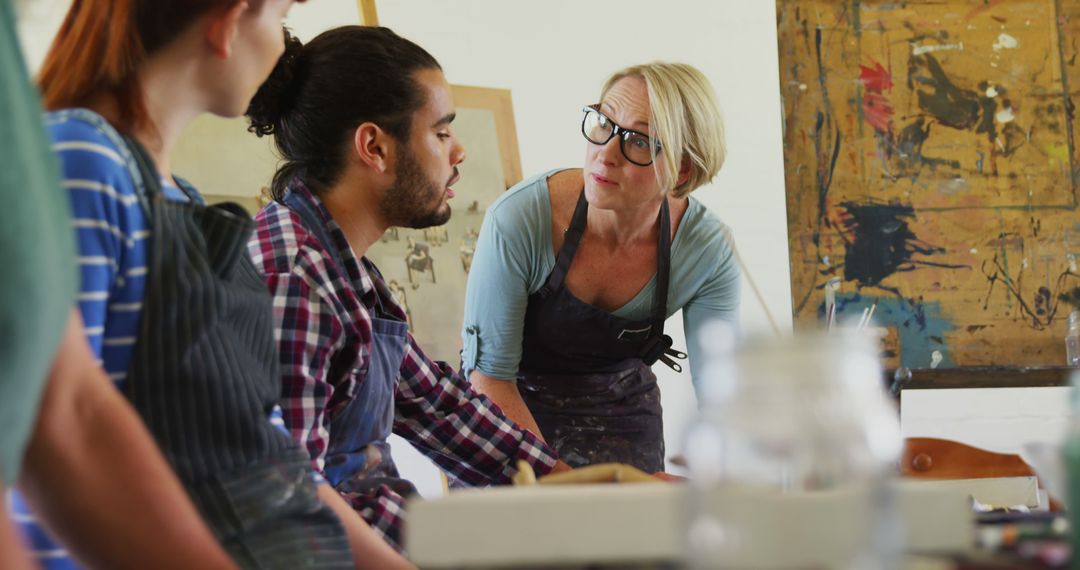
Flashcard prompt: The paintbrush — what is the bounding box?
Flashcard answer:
[856,307,870,330]
[824,278,839,331]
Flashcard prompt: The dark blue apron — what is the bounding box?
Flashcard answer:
[516,189,686,473]
[281,190,415,494]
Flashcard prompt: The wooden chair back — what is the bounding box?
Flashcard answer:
[901,437,1036,479]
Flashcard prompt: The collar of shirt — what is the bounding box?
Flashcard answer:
[286,179,408,322]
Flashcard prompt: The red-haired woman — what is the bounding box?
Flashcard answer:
[11,1,412,568]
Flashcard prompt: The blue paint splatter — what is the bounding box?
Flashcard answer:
[819,294,956,368]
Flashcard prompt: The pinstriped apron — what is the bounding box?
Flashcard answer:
[120,137,351,570]
[281,189,417,492]
[516,190,685,473]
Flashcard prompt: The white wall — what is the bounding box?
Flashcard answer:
[14,0,68,72]
[902,388,1070,453]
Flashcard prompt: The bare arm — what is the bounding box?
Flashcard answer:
[469,370,546,441]
[16,310,237,570]
[315,484,415,570]
[468,370,572,473]
[0,485,36,570]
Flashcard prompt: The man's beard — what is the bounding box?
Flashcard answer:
[379,146,453,229]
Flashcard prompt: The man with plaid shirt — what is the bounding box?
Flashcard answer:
[245,26,568,553]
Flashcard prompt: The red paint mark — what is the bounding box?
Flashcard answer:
[859,61,894,135]
[964,0,1005,22]
[859,62,893,92]
[862,92,894,134]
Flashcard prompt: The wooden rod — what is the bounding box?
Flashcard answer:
[358,0,379,26]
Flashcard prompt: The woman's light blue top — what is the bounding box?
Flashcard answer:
[461,169,741,388]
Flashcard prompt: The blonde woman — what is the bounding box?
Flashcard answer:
[462,63,741,473]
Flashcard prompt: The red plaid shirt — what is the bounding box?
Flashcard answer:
[247,182,557,548]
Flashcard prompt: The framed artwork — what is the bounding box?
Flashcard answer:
[778,0,1080,368]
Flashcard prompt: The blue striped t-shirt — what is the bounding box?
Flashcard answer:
[52,110,191,381]
[10,109,191,569]
[7,109,293,568]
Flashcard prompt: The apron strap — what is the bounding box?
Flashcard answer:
[282,188,399,318]
[120,135,202,213]
[535,185,686,372]
[173,177,205,205]
[546,189,673,322]
[653,197,671,324]
[638,197,686,372]
[119,135,160,221]
[539,188,590,297]
[282,190,350,276]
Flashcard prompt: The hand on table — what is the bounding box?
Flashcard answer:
[550,460,574,474]
[651,471,687,483]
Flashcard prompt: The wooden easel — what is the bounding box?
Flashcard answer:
[357,0,379,26]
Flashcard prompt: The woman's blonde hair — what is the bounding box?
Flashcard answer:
[600,62,726,198]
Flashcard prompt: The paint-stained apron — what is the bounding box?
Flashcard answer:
[282,190,417,497]
[516,189,686,473]
[120,135,351,569]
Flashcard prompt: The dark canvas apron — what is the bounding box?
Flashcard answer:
[517,189,686,473]
[121,137,351,569]
[282,189,417,500]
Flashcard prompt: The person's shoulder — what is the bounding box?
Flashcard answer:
[44,109,138,187]
[45,110,146,220]
[45,109,127,161]
[251,200,321,275]
[679,197,736,260]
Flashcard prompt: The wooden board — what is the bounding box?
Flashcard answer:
[778,0,1080,368]
[450,84,522,190]
[405,482,975,567]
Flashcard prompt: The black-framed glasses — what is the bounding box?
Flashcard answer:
[581,104,662,166]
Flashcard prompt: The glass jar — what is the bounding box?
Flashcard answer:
[683,328,903,569]
[1065,311,1080,367]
